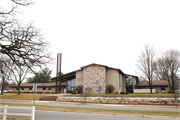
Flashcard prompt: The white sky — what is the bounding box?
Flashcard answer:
[2,0,180,77]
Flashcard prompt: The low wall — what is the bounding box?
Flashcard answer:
[134,89,156,93]
[56,96,179,105]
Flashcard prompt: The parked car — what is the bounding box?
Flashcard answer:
[175,90,179,93]
[3,90,9,93]
[0,90,12,93]
[8,90,12,92]
[3,90,12,93]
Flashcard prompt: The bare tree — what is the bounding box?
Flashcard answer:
[154,58,169,81]
[1,22,53,73]
[173,74,180,90]
[11,64,29,95]
[0,57,13,95]
[154,57,173,92]
[1,0,52,74]
[0,0,32,27]
[154,49,180,93]
[0,0,53,94]
[0,0,32,15]
[136,44,156,93]
[160,49,180,93]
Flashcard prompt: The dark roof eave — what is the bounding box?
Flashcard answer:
[125,74,138,78]
[51,69,81,80]
[136,85,169,87]
[11,85,64,87]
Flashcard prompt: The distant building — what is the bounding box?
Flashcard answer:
[135,80,170,93]
[11,83,65,93]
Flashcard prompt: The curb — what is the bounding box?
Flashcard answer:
[143,115,178,120]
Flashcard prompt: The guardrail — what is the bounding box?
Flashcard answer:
[0,105,35,120]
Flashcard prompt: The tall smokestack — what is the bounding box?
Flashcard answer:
[56,53,62,76]
[56,53,62,92]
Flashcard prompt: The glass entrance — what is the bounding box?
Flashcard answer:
[67,78,76,93]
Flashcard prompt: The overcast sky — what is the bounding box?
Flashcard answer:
[2,0,180,77]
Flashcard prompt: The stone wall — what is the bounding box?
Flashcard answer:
[83,65,106,94]
[56,96,179,105]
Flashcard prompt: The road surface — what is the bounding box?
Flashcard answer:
[0,100,179,112]
[0,108,174,120]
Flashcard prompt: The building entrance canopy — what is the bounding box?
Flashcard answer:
[51,70,77,82]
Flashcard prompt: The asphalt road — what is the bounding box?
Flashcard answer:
[34,110,175,120]
[0,100,179,112]
[0,108,174,120]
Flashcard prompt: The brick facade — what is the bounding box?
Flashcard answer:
[83,65,106,94]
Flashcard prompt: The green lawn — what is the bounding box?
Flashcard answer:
[68,93,178,97]
[0,117,40,120]
[0,93,47,100]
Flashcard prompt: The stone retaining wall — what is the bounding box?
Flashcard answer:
[56,96,180,105]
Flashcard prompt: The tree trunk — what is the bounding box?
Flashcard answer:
[18,84,21,95]
[1,84,4,95]
[1,76,5,95]
[149,79,152,93]
[18,87,20,95]
[172,74,175,93]
[149,83,152,93]
[150,86,152,93]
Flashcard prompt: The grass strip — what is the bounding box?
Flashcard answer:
[0,103,179,117]
[0,93,47,100]
[69,93,178,97]
[0,117,40,120]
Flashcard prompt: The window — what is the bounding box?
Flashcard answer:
[161,86,165,90]
[67,78,76,93]
[21,87,24,90]
[43,87,46,90]
[16,88,18,90]
[126,75,133,93]
[29,87,32,90]
[138,87,142,89]
[49,87,52,90]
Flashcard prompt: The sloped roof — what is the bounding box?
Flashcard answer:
[136,80,149,86]
[81,63,108,68]
[136,80,169,87]
[81,63,125,74]
[51,63,139,81]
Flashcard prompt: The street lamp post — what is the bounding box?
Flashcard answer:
[124,88,126,107]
